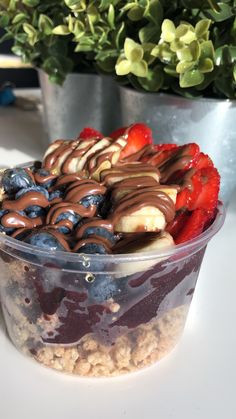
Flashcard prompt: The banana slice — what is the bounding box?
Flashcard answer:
[90,137,127,181]
[75,137,112,172]
[42,139,79,174]
[114,231,174,276]
[111,187,177,233]
[115,206,167,232]
[100,162,160,186]
[62,138,97,173]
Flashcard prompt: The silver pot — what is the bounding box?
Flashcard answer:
[39,71,121,141]
[119,86,236,204]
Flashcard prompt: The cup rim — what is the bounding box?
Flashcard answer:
[0,200,226,264]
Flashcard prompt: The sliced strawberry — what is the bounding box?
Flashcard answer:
[175,170,203,211]
[192,167,220,213]
[79,127,103,140]
[110,126,127,140]
[118,123,153,159]
[166,211,189,239]
[147,142,200,183]
[147,148,178,167]
[175,208,209,245]
[194,152,213,170]
[153,144,178,152]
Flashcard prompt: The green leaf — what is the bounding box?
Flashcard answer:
[52,25,70,35]
[23,23,38,46]
[38,14,53,35]
[130,60,148,77]
[115,22,126,49]
[74,43,94,52]
[204,3,234,22]
[200,41,215,61]
[108,4,115,28]
[176,61,195,74]
[144,0,163,25]
[189,40,200,61]
[233,64,236,82]
[116,59,132,75]
[22,0,39,6]
[177,47,193,62]
[139,23,161,44]
[0,32,12,44]
[170,39,184,52]
[12,13,28,25]
[161,19,176,43]
[180,69,204,87]
[179,28,196,44]
[198,58,214,73]
[124,38,143,62]
[138,66,164,91]
[127,6,144,21]
[206,0,221,13]
[0,12,9,28]
[175,24,189,39]
[195,19,211,38]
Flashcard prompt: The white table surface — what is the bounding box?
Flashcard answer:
[0,89,236,419]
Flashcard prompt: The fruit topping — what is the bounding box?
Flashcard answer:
[2,167,35,195]
[110,123,153,160]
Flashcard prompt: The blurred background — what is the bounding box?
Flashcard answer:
[0,28,38,88]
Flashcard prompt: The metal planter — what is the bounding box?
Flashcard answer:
[39,71,121,142]
[119,86,236,204]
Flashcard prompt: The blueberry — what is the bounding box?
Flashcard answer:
[80,194,104,209]
[82,226,116,245]
[76,242,108,255]
[34,168,56,189]
[2,168,34,194]
[15,186,49,200]
[54,211,81,234]
[16,186,49,214]
[88,274,122,303]
[24,231,67,251]
[0,209,15,234]
[28,208,46,219]
[49,189,64,202]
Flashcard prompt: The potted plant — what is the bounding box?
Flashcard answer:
[46,0,235,202]
[0,0,121,139]
[65,0,235,203]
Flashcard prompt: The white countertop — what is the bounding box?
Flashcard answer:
[0,90,236,419]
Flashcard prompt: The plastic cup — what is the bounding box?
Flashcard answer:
[0,202,225,377]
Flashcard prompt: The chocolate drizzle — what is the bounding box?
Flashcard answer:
[65,179,106,204]
[73,237,112,253]
[2,192,49,211]
[2,212,43,229]
[101,161,160,186]
[109,187,176,226]
[34,172,57,186]
[75,218,113,240]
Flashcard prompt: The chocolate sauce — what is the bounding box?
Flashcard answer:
[65,179,106,203]
[75,218,113,239]
[109,187,176,226]
[3,192,49,211]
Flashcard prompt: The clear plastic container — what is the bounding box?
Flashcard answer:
[0,203,225,377]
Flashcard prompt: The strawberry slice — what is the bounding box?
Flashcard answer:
[110,127,127,140]
[166,211,189,239]
[147,142,200,183]
[194,152,213,170]
[175,170,203,211]
[111,123,153,159]
[153,144,178,152]
[192,167,220,213]
[79,127,103,140]
[175,208,209,245]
